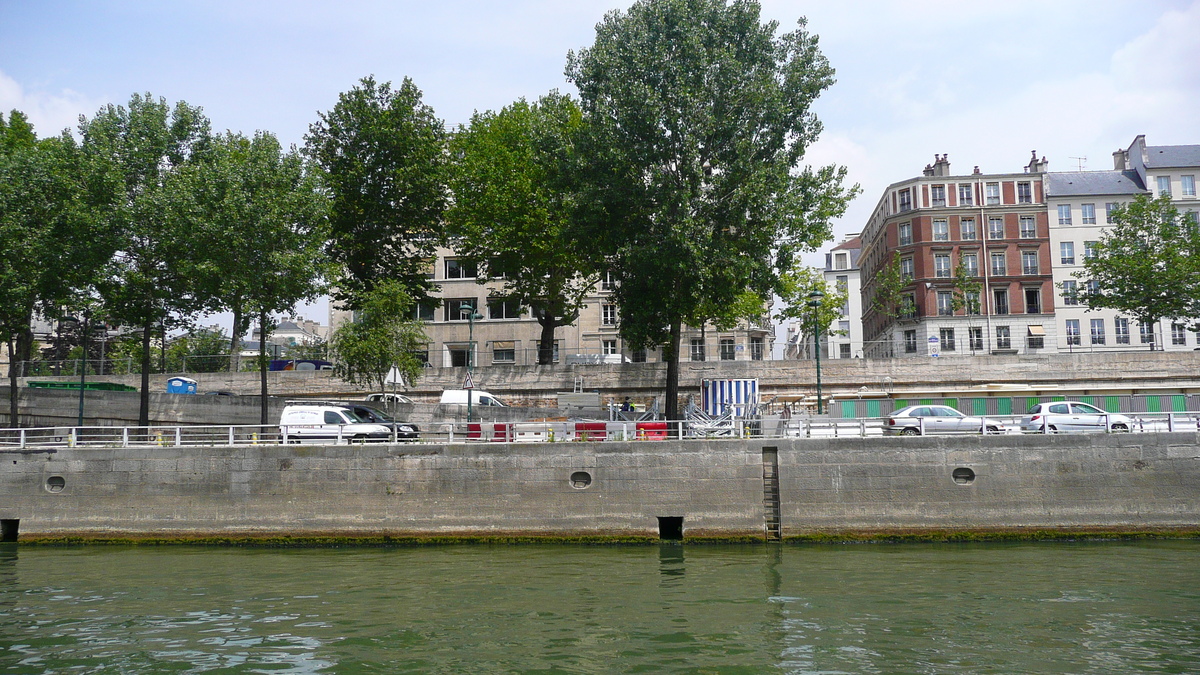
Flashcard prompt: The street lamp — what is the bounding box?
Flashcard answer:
[460,305,484,423]
[806,289,825,415]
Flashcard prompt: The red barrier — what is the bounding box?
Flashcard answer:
[467,423,482,440]
[574,422,607,441]
[635,421,668,440]
[491,423,510,442]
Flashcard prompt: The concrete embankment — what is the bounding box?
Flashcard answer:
[3,433,1198,543]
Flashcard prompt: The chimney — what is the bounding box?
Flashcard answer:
[923,163,935,177]
[1113,149,1129,170]
[931,153,951,176]
[972,166,981,175]
[1026,150,1048,173]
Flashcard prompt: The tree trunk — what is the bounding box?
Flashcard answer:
[230,303,242,373]
[7,339,18,429]
[259,308,269,426]
[537,317,557,365]
[138,323,151,429]
[664,317,682,423]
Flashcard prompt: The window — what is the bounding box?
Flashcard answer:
[990,251,1007,276]
[834,252,849,270]
[1172,323,1187,345]
[1115,318,1130,344]
[487,297,522,319]
[631,348,647,363]
[444,298,478,322]
[1057,204,1072,225]
[898,222,913,245]
[988,217,1005,239]
[836,275,848,293]
[1065,319,1081,346]
[993,288,1009,315]
[995,326,1011,350]
[1025,288,1041,314]
[1081,203,1096,225]
[932,219,949,241]
[935,254,951,278]
[719,338,736,361]
[931,185,945,207]
[958,184,973,206]
[936,291,953,316]
[1186,211,1200,228]
[1157,175,1172,197]
[1028,328,1044,349]
[904,330,917,353]
[444,258,477,279]
[1086,279,1100,295]
[1021,251,1039,275]
[962,252,978,276]
[901,256,914,280]
[1061,280,1078,305]
[839,320,850,333]
[750,337,764,361]
[412,301,435,322]
[986,182,1000,205]
[1019,216,1037,238]
[601,304,618,326]
[839,344,851,358]
[899,189,912,211]
[492,342,516,363]
[1105,202,1119,223]
[602,339,618,356]
[1090,319,1106,345]
[690,339,705,361]
[969,327,984,351]
[965,291,981,315]
[601,270,617,290]
[1060,241,1075,265]
[960,218,977,240]
[1017,182,1032,203]
[1140,322,1155,345]
[940,328,956,351]
[1183,175,1196,197]
[1084,241,1099,260]
[901,293,917,319]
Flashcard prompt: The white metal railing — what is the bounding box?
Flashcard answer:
[3,412,1199,449]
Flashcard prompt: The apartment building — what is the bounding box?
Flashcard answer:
[331,246,775,367]
[859,153,1055,358]
[788,233,863,360]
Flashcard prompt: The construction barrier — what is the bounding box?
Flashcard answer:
[635,421,669,440]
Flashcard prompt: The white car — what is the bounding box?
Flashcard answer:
[279,404,392,443]
[1020,401,1133,433]
[884,405,1004,435]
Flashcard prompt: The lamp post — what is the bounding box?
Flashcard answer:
[806,289,824,415]
[77,311,90,429]
[460,305,484,423]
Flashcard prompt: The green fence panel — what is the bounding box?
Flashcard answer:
[866,400,882,418]
[1078,395,1095,406]
[841,400,857,419]
[998,398,1013,415]
[1146,396,1162,413]
[943,398,958,410]
[1171,395,1187,412]
[971,398,988,415]
[1105,396,1121,412]
[919,399,933,405]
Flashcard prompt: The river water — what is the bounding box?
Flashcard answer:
[1,541,1197,674]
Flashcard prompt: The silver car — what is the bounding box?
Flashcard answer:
[1020,401,1133,433]
[884,405,1004,435]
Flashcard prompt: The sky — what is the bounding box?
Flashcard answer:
[3,0,1198,340]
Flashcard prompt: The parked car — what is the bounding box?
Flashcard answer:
[884,405,1005,435]
[344,403,419,441]
[278,403,392,443]
[1020,401,1132,433]
[440,389,507,407]
[365,392,414,405]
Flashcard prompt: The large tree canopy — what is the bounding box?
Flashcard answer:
[1077,193,1200,337]
[305,76,447,307]
[328,279,428,395]
[566,0,857,419]
[446,92,599,365]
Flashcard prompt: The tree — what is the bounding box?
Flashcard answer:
[566,0,857,420]
[305,76,447,308]
[777,266,848,358]
[1076,193,1199,343]
[866,253,914,357]
[79,93,213,428]
[327,280,428,395]
[165,327,230,373]
[166,130,329,423]
[446,93,599,364]
[950,261,983,353]
[0,113,102,427]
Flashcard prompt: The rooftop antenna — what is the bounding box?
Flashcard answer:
[1069,156,1087,171]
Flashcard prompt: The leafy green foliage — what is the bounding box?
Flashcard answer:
[566,0,857,417]
[446,93,599,364]
[305,76,447,307]
[165,327,230,373]
[866,254,914,356]
[328,280,428,393]
[1076,194,1199,331]
[777,266,848,341]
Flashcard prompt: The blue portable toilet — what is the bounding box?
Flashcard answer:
[167,376,198,394]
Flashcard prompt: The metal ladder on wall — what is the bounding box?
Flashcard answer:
[762,448,781,541]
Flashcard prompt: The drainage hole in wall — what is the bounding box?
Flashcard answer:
[46,476,66,493]
[0,519,17,543]
[569,471,592,489]
[658,516,684,541]
[952,467,976,485]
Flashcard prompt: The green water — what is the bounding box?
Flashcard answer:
[1,541,1197,673]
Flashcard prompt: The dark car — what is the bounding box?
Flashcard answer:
[346,404,419,441]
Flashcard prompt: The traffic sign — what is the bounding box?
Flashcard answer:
[463,371,474,389]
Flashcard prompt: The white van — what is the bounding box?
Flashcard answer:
[440,389,507,407]
[279,403,392,443]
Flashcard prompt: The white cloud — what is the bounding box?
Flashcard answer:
[0,70,106,138]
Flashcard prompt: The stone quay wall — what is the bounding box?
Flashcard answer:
[3,433,1197,541]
